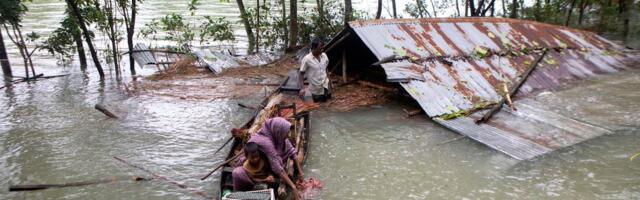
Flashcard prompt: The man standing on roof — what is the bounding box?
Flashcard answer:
[299,38,331,102]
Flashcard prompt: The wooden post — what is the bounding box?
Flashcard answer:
[94,104,118,118]
[114,156,209,198]
[342,50,347,83]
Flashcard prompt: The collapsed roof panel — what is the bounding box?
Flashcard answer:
[348,18,637,117]
[329,18,640,160]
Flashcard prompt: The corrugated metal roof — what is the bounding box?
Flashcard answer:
[347,18,638,117]
[435,99,613,160]
[329,18,640,160]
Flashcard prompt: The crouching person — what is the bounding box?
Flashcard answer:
[232,142,274,191]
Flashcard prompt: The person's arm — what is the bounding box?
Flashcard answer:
[294,156,304,180]
[258,143,285,177]
[278,171,300,200]
[298,71,305,96]
[252,175,274,183]
[298,58,307,97]
[285,139,304,179]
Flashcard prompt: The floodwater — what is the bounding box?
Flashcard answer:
[306,69,640,199]
[2,0,640,200]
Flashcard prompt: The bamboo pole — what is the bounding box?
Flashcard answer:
[9,176,150,192]
[475,49,547,124]
[113,156,209,198]
[200,152,242,180]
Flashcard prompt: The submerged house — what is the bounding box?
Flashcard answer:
[324,18,640,160]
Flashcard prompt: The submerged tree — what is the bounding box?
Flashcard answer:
[139,0,234,53]
[65,0,105,78]
[40,7,87,68]
[0,29,11,77]
[117,0,140,76]
[103,0,121,76]
[287,0,298,51]
[236,0,256,54]
[0,0,36,79]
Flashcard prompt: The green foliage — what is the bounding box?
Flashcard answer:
[405,0,450,18]
[39,13,80,63]
[0,0,28,25]
[140,11,234,52]
[200,16,235,44]
[298,0,345,43]
[188,0,200,15]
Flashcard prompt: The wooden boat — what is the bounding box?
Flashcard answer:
[219,71,316,200]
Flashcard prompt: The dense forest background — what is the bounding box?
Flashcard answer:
[1,0,638,78]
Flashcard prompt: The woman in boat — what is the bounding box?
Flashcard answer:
[232,142,274,191]
[235,117,303,198]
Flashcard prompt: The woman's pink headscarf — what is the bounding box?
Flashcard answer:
[256,117,293,158]
[244,117,297,174]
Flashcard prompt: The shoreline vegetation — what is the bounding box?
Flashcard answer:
[1,0,639,81]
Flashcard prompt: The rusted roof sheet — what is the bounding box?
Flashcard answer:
[348,18,639,117]
[334,18,640,160]
[435,99,613,160]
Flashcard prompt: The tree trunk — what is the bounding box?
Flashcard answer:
[376,0,382,19]
[470,0,477,16]
[620,0,631,41]
[565,0,577,26]
[106,0,119,76]
[509,0,518,18]
[287,0,298,51]
[280,0,289,49]
[481,0,496,16]
[597,0,607,33]
[345,0,353,23]
[533,0,542,20]
[429,0,438,17]
[316,0,327,36]
[256,0,260,53]
[0,29,11,77]
[577,0,587,25]
[3,25,28,78]
[391,0,397,18]
[416,0,425,18]
[465,0,469,16]
[501,0,507,17]
[66,0,105,78]
[236,0,255,54]
[128,0,137,76]
[456,0,461,16]
[282,0,288,48]
[73,31,87,70]
[15,26,35,77]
